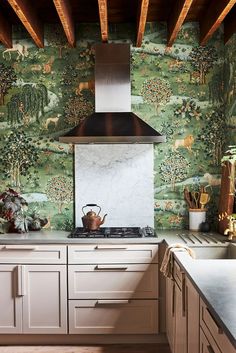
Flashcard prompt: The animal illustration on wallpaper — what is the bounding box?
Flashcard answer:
[75,80,95,96]
[174,135,194,152]
[3,43,29,60]
[43,56,55,74]
[44,114,61,130]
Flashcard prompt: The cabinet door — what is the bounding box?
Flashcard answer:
[22,265,67,334]
[0,265,22,333]
[166,276,175,352]
[174,282,187,353]
[186,277,199,353]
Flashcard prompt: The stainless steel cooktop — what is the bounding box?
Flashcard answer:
[68,226,155,238]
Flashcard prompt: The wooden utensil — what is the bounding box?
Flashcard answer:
[199,192,210,209]
[184,187,194,208]
[191,191,200,209]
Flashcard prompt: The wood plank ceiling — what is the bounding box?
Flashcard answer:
[0,0,236,48]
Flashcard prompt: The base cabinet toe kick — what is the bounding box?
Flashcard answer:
[0,244,159,341]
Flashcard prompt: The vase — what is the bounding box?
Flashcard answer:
[189,208,206,231]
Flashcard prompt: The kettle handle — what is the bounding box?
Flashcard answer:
[82,204,101,215]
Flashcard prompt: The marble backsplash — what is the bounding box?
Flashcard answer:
[75,144,154,227]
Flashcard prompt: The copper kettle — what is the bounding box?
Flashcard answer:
[82,204,107,231]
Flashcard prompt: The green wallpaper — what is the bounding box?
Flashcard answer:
[0,23,231,231]
[225,34,236,147]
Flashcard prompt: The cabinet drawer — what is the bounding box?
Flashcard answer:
[173,260,184,288]
[200,299,235,353]
[0,245,66,264]
[69,299,158,334]
[200,328,221,353]
[68,263,158,299]
[68,244,158,264]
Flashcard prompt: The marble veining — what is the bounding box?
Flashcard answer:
[74,144,154,227]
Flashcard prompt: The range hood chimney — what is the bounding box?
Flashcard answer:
[59,43,166,144]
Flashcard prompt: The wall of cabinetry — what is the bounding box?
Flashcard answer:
[0,243,159,340]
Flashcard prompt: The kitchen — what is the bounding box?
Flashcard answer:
[0,1,236,353]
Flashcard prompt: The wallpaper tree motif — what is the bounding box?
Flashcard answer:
[0,22,233,231]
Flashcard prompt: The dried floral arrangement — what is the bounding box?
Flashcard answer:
[0,188,48,233]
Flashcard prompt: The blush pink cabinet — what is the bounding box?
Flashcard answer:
[0,245,67,334]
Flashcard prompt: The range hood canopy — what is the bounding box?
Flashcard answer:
[59,43,166,144]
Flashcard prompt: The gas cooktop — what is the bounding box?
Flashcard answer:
[68,226,155,238]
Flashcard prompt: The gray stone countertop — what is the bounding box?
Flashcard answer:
[0,228,227,244]
[174,251,236,349]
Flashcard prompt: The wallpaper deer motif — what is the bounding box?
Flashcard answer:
[0,23,234,231]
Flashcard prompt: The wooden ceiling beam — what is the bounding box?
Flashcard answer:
[224,6,236,44]
[200,0,236,45]
[0,11,12,48]
[53,0,75,47]
[167,0,193,47]
[98,0,108,42]
[136,0,149,47]
[7,0,43,47]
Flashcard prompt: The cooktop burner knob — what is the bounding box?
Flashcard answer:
[144,226,155,237]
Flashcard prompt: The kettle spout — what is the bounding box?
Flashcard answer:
[100,214,107,226]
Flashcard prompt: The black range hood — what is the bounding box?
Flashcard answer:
[59,43,166,144]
